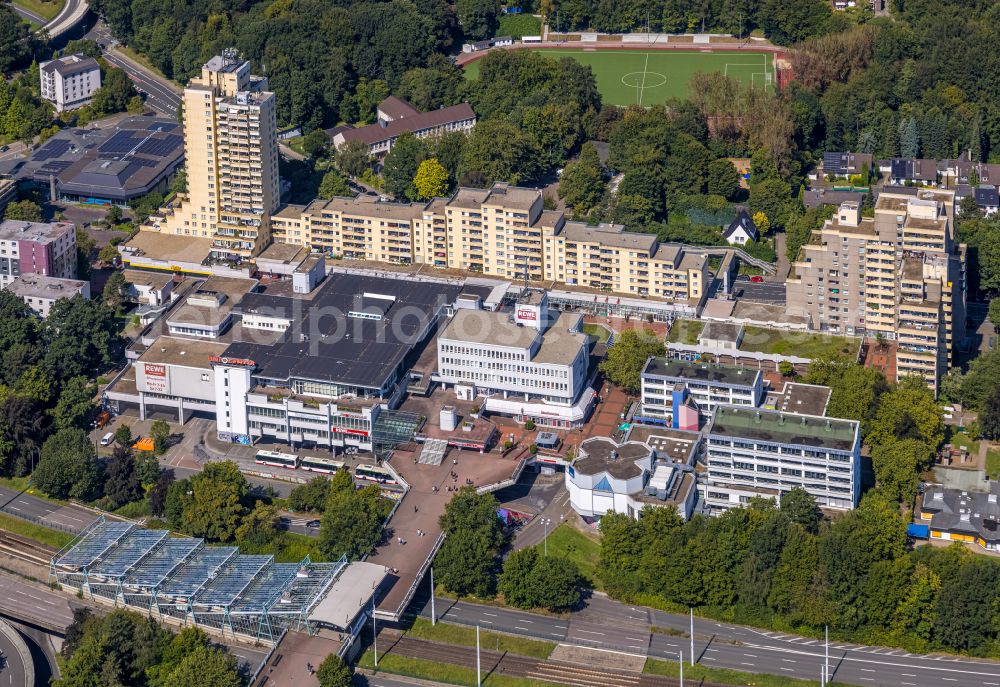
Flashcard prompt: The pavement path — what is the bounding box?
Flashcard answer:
[0,619,32,687]
[4,1,45,25]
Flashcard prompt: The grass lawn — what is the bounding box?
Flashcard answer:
[582,323,610,343]
[464,49,774,106]
[115,46,174,83]
[405,618,555,659]
[12,0,63,20]
[357,651,565,687]
[666,319,704,345]
[985,447,1000,480]
[0,512,75,550]
[946,428,980,455]
[531,523,601,589]
[740,325,858,360]
[644,657,853,687]
[497,14,541,39]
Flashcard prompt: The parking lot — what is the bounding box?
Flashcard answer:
[733,276,786,304]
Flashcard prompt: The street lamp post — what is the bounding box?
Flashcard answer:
[541,517,552,555]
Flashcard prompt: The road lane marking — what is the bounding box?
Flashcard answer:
[780,668,794,672]
[781,659,796,663]
[577,630,605,636]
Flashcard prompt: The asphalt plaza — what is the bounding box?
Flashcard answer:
[464,48,775,105]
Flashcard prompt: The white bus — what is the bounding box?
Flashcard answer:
[300,456,346,475]
[355,464,396,485]
[255,450,299,469]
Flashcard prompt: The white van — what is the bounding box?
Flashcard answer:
[100,432,115,446]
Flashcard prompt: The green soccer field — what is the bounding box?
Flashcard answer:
[463,48,775,106]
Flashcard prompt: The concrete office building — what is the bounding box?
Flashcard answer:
[145,51,279,261]
[40,55,100,112]
[638,358,764,426]
[785,189,966,392]
[269,183,708,303]
[7,275,89,317]
[214,272,464,450]
[435,290,593,428]
[704,406,861,511]
[0,220,77,287]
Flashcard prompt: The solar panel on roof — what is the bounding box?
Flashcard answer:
[148,122,178,132]
[33,139,71,161]
[99,131,141,155]
[137,135,181,157]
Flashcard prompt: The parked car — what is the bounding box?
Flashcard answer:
[750,275,765,283]
[100,432,115,446]
[306,520,321,529]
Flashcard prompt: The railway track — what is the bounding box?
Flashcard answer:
[0,531,55,566]
[380,635,711,687]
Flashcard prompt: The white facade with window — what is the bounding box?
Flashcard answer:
[40,55,101,112]
[704,406,861,511]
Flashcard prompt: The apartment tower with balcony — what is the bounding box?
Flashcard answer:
[785,189,966,393]
[148,51,279,261]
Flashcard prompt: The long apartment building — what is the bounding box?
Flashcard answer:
[786,189,966,392]
[271,184,708,302]
[146,52,279,261]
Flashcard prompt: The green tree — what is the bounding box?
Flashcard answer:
[436,487,505,596]
[598,511,643,597]
[164,477,189,530]
[3,199,43,222]
[301,129,330,158]
[980,387,1000,440]
[871,439,930,504]
[34,428,102,500]
[757,0,831,45]
[150,419,170,455]
[52,377,95,431]
[558,142,606,216]
[867,385,944,451]
[898,117,919,159]
[805,357,888,431]
[335,140,373,179]
[460,119,542,186]
[289,476,332,512]
[599,328,665,393]
[456,0,499,41]
[92,68,138,115]
[319,470,388,559]
[780,487,822,534]
[163,646,241,687]
[235,502,281,546]
[318,169,352,199]
[498,547,539,607]
[978,231,1000,294]
[127,94,145,114]
[413,158,450,200]
[933,557,999,651]
[748,178,794,231]
[383,133,428,200]
[316,653,353,687]
[528,555,581,611]
[148,468,174,517]
[105,444,143,509]
[103,271,130,311]
[706,158,741,199]
[44,296,124,384]
[398,60,464,111]
[114,423,133,448]
[988,298,1000,329]
[0,6,32,73]
[180,461,249,541]
[99,243,121,265]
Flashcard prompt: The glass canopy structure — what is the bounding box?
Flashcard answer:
[49,518,348,644]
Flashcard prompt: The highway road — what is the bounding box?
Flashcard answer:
[420,594,1000,687]
[4,1,45,25]
[0,485,99,533]
[85,21,182,117]
[0,620,30,687]
[0,576,74,632]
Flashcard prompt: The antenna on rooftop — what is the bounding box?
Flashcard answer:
[222,47,240,67]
